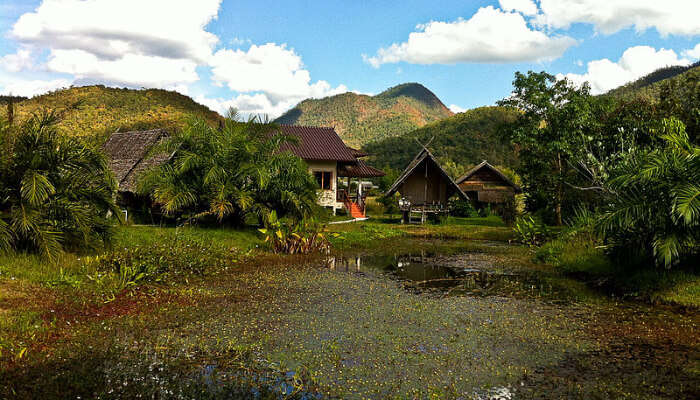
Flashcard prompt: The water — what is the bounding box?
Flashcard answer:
[327,251,557,299]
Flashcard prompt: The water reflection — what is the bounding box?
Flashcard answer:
[327,252,556,299]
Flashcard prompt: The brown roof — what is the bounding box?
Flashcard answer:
[385,147,469,201]
[103,129,171,193]
[278,125,357,162]
[455,161,522,193]
[338,159,386,178]
[347,147,368,158]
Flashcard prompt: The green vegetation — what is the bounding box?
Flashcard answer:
[0,111,120,258]
[138,114,317,226]
[364,106,520,173]
[1,85,222,142]
[275,83,453,148]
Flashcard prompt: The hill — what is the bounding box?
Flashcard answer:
[2,85,222,142]
[363,106,520,177]
[275,83,453,147]
[606,61,700,99]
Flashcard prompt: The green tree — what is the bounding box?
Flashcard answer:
[599,118,700,268]
[498,71,596,225]
[0,110,120,258]
[138,112,318,225]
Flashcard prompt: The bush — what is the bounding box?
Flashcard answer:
[0,110,120,258]
[83,238,239,294]
[513,216,553,247]
[258,212,333,255]
[449,199,475,217]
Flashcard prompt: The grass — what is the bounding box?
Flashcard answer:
[536,235,700,308]
[1,217,698,398]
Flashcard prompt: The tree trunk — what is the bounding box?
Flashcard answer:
[555,152,563,226]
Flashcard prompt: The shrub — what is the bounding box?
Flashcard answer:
[0,110,120,258]
[449,199,475,217]
[513,216,553,247]
[258,212,333,255]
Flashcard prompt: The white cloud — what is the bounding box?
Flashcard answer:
[46,49,199,87]
[0,49,34,73]
[535,0,700,36]
[0,75,72,97]
[8,0,220,87]
[558,45,691,94]
[682,43,700,60]
[499,0,538,16]
[365,6,576,67]
[2,0,351,116]
[11,0,220,62]
[208,43,348,115]
[448,104,466,113]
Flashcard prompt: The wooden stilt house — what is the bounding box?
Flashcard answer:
[455,161,522,221]
[385,146,470,224]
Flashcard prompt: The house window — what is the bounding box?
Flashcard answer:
[314,171,332,190]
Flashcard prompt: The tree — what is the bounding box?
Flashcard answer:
[599,118,699,268]
[138,111,318,225]
[0,110,121,258]
[498,71,597,225]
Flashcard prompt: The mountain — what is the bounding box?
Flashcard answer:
[275,83,453,148]
[2,85,222,142]
[363,106,520,177]
[605,61,700,99]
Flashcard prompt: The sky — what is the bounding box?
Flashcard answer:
[1,0,699,117]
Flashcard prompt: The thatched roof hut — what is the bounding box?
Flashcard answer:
[455,161,522,204]
[102,129,171,193]
[386,147,469,206]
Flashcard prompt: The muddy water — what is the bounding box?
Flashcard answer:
[326,244,700,399]
[328,250,557,299]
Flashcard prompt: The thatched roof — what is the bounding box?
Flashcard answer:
[103,129,171,193]
[385,147,469,201]
[455,161,522,193]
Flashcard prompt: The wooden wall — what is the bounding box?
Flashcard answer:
[398,160,450,205]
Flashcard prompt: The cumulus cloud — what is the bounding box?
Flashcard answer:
[0,75,72,97]
[365,6,576,67]
[11,0,221,62]
[1,0,350,116]
[209,43,348,116]
[682,43,700,60]
[535,0,700,36]
[558,45,692,94]
[499,0,538,16]
[0,49,34,73]
[448,104,466,113]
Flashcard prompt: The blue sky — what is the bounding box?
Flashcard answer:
[1,0,699,116]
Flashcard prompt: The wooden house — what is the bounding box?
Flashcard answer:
[103,125,384,219]
[385,147,469,223]
[455,161,522,216]
[277,125,385,218]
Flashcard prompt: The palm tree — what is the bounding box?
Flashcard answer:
[0,110,121,258]
[138,111,317,225]
[599,118,699,268]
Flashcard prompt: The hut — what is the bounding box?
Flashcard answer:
[455,161,522,219]
[102,129,172,220]
[386,147,469,224]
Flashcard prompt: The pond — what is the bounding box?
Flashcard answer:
[3,239,698,399]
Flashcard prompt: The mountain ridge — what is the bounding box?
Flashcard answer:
[275,83,453,148]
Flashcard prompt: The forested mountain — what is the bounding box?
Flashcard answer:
[605,61,700,99]
[274,83,453,148]
[1,85,222,142]
[363,106,520,176]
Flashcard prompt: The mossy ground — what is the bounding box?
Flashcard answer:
[0,218,698,398]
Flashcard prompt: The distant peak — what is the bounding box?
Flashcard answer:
[374,83,449,111]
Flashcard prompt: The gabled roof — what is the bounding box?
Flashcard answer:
[338,159,386,178]
[103,129,171,193]
[455,161,522,193]
[385,147,470,201]
[278,125,357,162]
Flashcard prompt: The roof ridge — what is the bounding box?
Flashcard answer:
[277,123,335,130]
